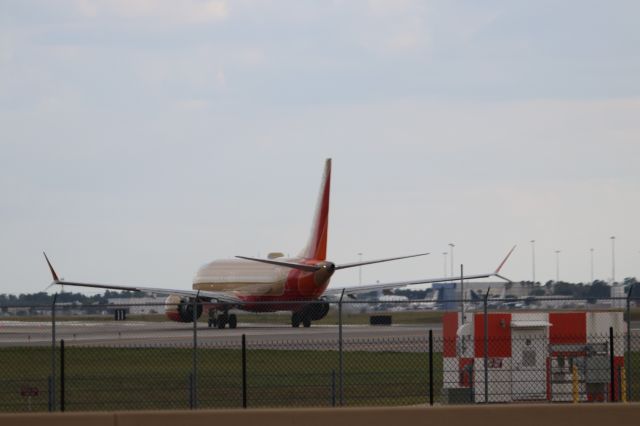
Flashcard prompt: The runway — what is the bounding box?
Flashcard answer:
[0,320,443,349]
[2,319,638,351]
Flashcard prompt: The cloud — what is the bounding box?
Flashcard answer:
[73,0,229,24]
[215,68,226,88]
[0,31,14,66]
[354,0,430,54]
[366,0,417,17]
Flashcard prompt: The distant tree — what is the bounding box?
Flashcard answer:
[583,281,609,303]
[0,290,151,307]
[623,277,639,296]
[552,282,575,296]
[530,288,546,296]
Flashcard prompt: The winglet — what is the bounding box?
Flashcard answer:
[494,245,516,274]
[43,252,60,282]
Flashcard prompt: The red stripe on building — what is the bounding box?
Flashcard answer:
[549,312,586,344]
[474,313,511,358]
[442,312,458,357]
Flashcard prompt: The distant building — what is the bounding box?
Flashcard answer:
[5,306,30,316]
[107,297,164,315]
[608,284,625,308]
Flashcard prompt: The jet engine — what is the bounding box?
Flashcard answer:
[164,294,203,322]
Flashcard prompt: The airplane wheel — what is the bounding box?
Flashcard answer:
[208,310,217,328]
[291,312,302,328]
[217,314,227,329]
[302,317,311,328]
[229,314,237,329]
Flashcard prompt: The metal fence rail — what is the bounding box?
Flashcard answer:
[0,294,639,412]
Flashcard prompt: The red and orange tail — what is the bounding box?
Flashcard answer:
[299,158,331,261]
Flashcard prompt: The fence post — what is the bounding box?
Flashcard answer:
[60,339,65,412]
[626,283,635,401]
[50,294,58,412]
[460,264,464,325]
[429,329,434,406]
[242,334,247,408]
[338,289,345,406]
[609,326,615,402]
[483,289,490,404]
[191,293,199,410]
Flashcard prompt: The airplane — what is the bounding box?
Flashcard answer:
[43,158,514,329]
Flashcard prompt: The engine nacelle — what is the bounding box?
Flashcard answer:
[164,294,203,323]
[306,301,330,321]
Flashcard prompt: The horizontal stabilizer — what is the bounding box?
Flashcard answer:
[235,256,321,272]
[335,253,429,270]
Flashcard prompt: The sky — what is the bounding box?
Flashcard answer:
[1,0,639,295]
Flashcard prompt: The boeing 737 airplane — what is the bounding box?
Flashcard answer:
[44,159,514,328]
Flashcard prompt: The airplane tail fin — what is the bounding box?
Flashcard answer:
[299,158,331,260]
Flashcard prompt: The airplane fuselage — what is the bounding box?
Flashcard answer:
[192,257,333,311]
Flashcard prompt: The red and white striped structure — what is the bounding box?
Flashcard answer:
[442,310,625,403]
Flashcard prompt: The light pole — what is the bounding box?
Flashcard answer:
[357,252,363,285]
[442,252,448,277]
[590,248,594,283]
[530,240,536,283]
[610,236,616,283]
[449,243,455,277]
[555,250,561,282]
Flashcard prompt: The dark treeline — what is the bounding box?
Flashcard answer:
[0,290,146,306]
[523,277,638,298]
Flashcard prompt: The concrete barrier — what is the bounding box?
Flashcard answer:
[2,404,640,426]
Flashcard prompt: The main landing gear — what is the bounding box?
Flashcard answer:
[290,301,330,328]
[291,311,312,328]
[208,308,237,329]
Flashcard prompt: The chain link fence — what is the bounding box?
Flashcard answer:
[1,294,639,412]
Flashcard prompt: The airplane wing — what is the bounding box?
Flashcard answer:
[43,253,244,305]
[323,246,516,298]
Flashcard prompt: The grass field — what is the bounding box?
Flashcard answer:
[3,307,640,412]
[0,346,443,412]
[2,345,639,413]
